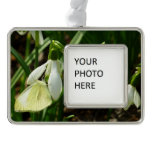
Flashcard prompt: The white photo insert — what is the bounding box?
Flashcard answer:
[64,45,128,108]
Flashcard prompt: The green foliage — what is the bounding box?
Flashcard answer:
[130,66,141,86]
[11,37,51,89]
[70,31,86,44]
[11,47,31,76]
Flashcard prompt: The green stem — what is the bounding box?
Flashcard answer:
[35,31,39,68]
[25,32,31,57]
[56,91,64,121]
[41,108,47,121]
[20,32,31,92]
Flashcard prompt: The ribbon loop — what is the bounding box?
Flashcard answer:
[66,0,88,27]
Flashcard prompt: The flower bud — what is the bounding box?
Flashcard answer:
[50,40,64,52]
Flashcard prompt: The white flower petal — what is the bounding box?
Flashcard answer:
[45,60,52,77]
[124,84,141,110]
[15,81,52,112]
[124,85,134,110]
[39,31,44,45]
[133,88,141,108]
[27,62,48,85]
[15,85,33,111]
[56,60,63,75]
[48,61,62,101]
[128,84,134,104]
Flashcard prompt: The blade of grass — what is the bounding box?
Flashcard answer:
[20,32,31,92]
[11,47,31,76]
[11,37,51,89]
[35,31,39,68]
[70,31,86,44]
[11,87,22,121]
[25,32,31,57]
[63,115,75,121]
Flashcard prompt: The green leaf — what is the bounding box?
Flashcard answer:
[63,115,75,121]
[11,47,31,76]
[130,66,141,85]
[11,37,51,89]
[101,41,105,44]
[70,31,86,44]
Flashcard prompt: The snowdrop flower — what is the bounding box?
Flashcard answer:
[15,40,63,112]
[26,59,62,101]
[15,80,52,112]
[124,84,141,110]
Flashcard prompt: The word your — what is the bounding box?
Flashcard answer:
[74,58,103,89]
[75,58,97,65]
